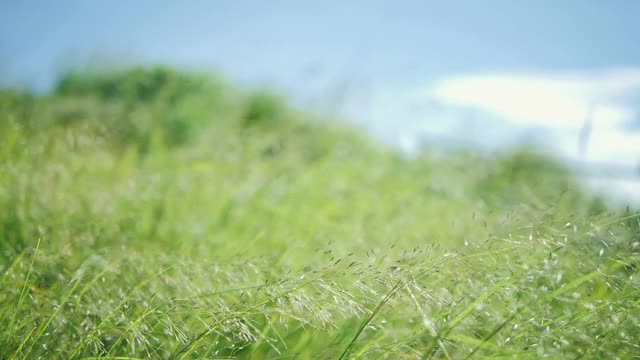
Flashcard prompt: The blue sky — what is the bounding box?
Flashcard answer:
[1,0,640,172]
[2,1,639,88]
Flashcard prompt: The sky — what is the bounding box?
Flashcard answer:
[1,1,640,177]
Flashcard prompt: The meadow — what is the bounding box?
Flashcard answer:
[1,67,639,359]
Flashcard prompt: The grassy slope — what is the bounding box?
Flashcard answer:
[1,67,639,359]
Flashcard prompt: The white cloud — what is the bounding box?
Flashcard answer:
[427,68,640,129]
[554,129,640,166]
[339,68,640,170]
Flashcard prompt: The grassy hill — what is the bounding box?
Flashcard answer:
[1,66,639,359]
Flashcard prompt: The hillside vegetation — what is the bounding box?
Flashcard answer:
[1,67,639,359]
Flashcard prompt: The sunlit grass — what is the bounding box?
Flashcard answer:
[1,67,639,359]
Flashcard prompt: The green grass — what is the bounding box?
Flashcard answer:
[1,66,639,359]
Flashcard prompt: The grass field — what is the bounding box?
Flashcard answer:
[1,66,639,359]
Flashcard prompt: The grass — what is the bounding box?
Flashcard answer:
[1,66,639,359]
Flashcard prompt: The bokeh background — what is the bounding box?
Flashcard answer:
[2,0,639,203]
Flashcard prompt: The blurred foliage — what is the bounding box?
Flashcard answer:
[0,66,638,359]
[55,66,207,105]
[242,91,288,127]
[48,66,229,150]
